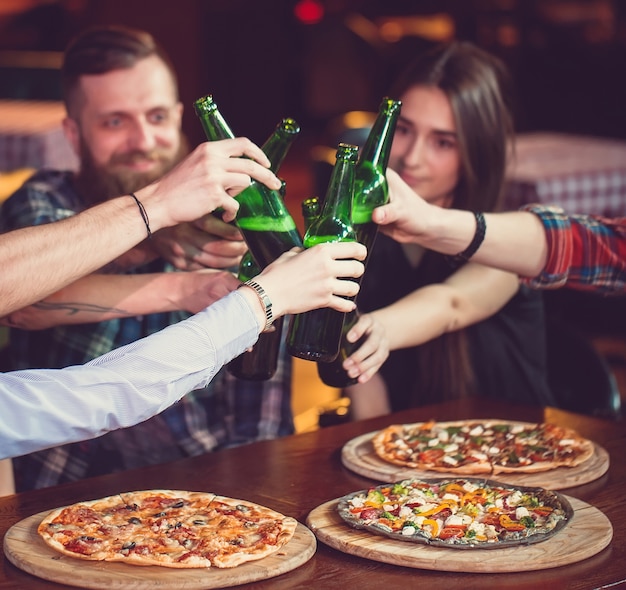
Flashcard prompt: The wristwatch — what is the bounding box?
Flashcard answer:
[240,279,274,332]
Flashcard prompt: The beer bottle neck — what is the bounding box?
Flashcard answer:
[307,144,357,241]
[261,118,301,173]
[358,98,401,173]
[194,95,236,141]
[301,196,320,233]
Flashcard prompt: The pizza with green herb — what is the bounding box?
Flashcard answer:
[372,420,595,475]
[337,477,573,548]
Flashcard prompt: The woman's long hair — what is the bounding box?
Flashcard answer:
[391,41,516,404]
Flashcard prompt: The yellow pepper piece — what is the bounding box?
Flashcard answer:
[443,483,466,495]
[414,502,454,517]
[422,518,439,537]
[461,493,474,506]
[499,514,525,531]
[461,491,487,506]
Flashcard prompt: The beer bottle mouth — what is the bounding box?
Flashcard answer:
[280,118,301,135]
[193,95,217,115]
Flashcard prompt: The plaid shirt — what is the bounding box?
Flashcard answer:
[523,205,626,294]
[0,170,293,491]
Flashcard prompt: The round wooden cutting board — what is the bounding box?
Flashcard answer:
[341,429,610,489]
[306,495,612,572]
[3,512,316,590]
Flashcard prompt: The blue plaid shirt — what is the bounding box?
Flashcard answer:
[0,170,294,491]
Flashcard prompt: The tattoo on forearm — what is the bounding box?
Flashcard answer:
[32,300,133,317]
[0,301,134,330]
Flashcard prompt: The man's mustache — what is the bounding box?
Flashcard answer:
[110,151,168,165]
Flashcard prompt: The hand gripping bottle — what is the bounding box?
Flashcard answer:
[286,143,359,363]
[194,95,303,267]
[316,98,402,385]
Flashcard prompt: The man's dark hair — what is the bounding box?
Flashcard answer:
[61,25,178,117]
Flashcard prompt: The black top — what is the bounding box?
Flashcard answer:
[358,233,555,411]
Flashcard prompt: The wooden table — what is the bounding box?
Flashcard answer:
[1,397,624,589]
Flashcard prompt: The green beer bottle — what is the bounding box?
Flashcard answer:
[227,180,289,380]
[352,97,402,256]
[286,143,359,363]
[193,94,236,220]
[316,309,362,387]
[194,95,303,267]
[316,99,402,386]
[227,250,284,380]
[302,194,359,386]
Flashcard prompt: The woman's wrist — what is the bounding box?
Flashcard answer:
[422,207,479,256]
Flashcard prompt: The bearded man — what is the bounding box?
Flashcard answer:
[0,25,295,491]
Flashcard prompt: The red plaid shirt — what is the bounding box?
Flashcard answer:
[522,205,626,294]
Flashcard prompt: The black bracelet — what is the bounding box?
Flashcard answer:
[130,193,151,238]
[445,211,486,268]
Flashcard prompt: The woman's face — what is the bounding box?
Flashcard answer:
[389,85,460,208]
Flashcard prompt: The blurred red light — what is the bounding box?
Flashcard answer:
[294,0,324,25]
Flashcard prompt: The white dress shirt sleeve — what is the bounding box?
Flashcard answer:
[0,290,260,460]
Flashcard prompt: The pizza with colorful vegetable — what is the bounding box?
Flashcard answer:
[372,419,595,475]
[37,489,298,569]
[337,478,573,548]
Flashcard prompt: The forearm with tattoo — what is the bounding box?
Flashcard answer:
[1,300,133,330]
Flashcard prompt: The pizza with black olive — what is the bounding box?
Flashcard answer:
[37,489,297,568]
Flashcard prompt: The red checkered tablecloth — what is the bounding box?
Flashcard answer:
[504,132,626,217]
[0,100,78,172]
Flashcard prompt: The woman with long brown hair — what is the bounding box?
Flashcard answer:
[344,41,554,418]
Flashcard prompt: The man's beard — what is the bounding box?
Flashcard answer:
[73,134,190,207]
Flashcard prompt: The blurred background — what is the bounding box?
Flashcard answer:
[1,0,625,145]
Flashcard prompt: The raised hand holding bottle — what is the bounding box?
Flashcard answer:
[194,95,303,267]
[317,98,401,386]
[287,144,359,363]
